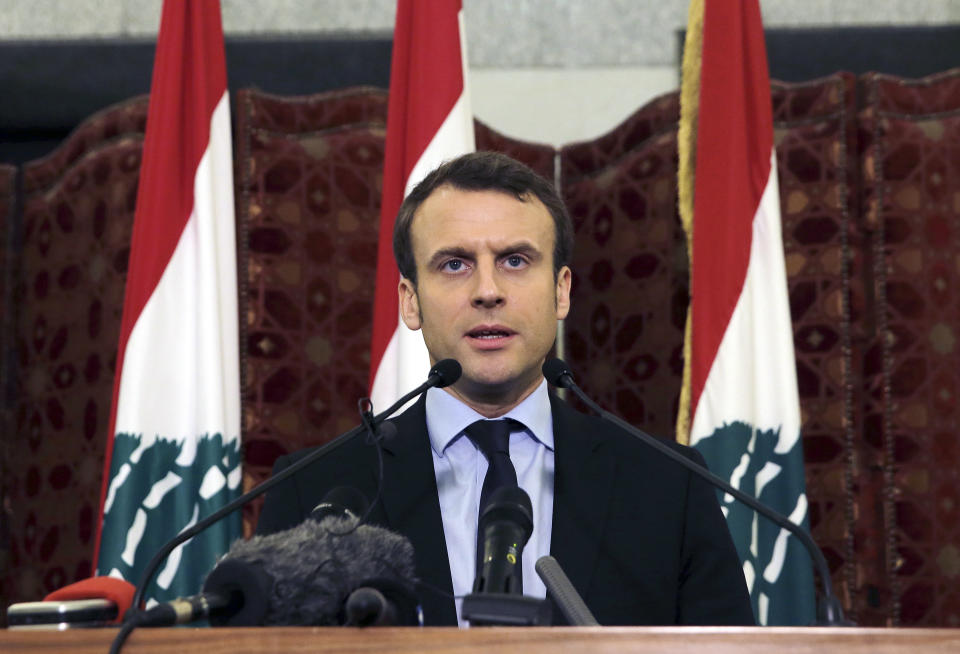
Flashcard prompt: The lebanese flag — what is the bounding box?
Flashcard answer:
[369,0,475,409]
[677,0,815,625]
[93,0,241,606]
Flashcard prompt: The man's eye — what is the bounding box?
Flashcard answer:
[442,259,465,272]
[505,255,527,268]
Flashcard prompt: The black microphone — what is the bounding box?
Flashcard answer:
[472,486,533,595]
[344,577,421,626]
[129,360,461,610]
[129,559,271,627]
[534,555,598,626]
[428,358,462,388]
[542,357,850,626]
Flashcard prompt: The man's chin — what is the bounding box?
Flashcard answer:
[455,365,541,399]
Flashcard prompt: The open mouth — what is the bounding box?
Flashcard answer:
[467,327,514,341]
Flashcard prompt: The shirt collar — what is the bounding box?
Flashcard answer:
[425,378,554,456]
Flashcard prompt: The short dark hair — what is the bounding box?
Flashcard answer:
[393,151,574,285]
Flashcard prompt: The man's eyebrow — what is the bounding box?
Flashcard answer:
[494,242,542,259]
[427,246,474,268]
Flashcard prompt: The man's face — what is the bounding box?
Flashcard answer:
[399,186,571,406]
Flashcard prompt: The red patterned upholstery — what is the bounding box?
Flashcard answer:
[560,106,687,438]
[859,69,960,627]
[235,87,389,533]
[0,163,18,613]
[1,98,147,609]
[771,73,868,621]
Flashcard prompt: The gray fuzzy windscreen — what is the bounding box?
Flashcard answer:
[217,517,418,626]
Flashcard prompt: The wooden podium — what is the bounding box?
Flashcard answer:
[2,627,959,653]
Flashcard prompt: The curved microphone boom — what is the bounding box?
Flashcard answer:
[542,357,850,626]
[129,360,461,611]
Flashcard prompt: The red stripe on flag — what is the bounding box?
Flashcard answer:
[369,0,465,384]
[689,0,773,414]
[93,0,228,566]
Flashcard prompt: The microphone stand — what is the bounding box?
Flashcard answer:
[549,361,851,626]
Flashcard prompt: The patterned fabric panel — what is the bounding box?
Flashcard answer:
[22,100,149,195]
[562,128,687,440]
[238,87,388,134]
[0,164,17,614]
[474,120,556,181]
[867,69,960,115]
[772,74,866,621]
[2,100,146,608]
[560,92,680,184]
[235,88,388,533]
[860,69,960,627]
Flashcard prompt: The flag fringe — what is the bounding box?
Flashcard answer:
[675,0,704,445]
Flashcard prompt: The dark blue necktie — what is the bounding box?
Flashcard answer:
[465,419,521,590]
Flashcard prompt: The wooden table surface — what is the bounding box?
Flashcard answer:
[3,625,960,653]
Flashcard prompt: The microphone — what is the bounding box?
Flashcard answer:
[473,486,533,595]
[461,486,550,626]
[428,358,462,388]
[542,357,850,626]
[535,556,598,626]
[129,559,271,627]
[129,360,461,610]
[344,577,422,626]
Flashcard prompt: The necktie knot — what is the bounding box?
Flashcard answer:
[464,419,513,458]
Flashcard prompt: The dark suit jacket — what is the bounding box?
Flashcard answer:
[256,393,755,626]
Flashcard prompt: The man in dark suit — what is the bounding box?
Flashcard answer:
[256,151,754,626]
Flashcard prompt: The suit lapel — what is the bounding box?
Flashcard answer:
[379,395,458,626]
[549,394,616,610]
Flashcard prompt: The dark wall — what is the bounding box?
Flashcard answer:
[0,36,393,164]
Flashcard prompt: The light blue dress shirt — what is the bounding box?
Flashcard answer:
[425,379,555,626]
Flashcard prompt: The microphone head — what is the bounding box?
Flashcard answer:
[203,558,272,627]
[429,359,462,388]
[542,358,573,388]
[479,485,534,545]
[310,486,369,523]
[377,421,399,444]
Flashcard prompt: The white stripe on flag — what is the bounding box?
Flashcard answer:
[690,150,800,450]
[114,93,240,445]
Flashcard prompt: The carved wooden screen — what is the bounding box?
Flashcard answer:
[0,99,147,608]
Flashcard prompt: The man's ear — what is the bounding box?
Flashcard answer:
[398,277,422,330]
[555,265,572,320]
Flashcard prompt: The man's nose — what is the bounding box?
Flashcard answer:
[471,260,505,308]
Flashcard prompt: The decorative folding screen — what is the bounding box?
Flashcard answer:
[560,93,686,439]
[0,99,147,608]
[234,87,391,536]
[0,163,17,613]
[859,69,960,626]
